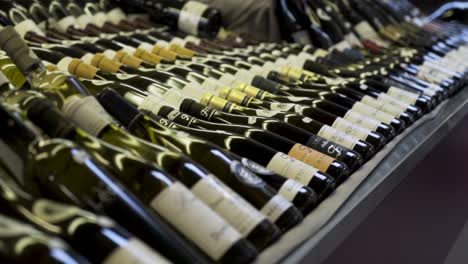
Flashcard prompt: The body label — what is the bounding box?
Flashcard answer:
[151,182,241,260]
[331,117,371,141]
[376,93,411,111]
[278,179,304,202]
[317,126,357,149]
[192,177,265,236]
[103,238,170,264]
[178,1,209,35]
[361,95,402,117]
[260,194,292,222]
[348,103,393,126]
[386,87,419,105]
[267,153,319,185]
[288,144,334,172]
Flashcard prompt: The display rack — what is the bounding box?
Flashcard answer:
[257,86,468,264]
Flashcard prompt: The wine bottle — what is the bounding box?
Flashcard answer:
[22,94,280,252]
[0,157,171,264]
[0,214,90,264]
[98,88,339,195]
[0,97,211,263]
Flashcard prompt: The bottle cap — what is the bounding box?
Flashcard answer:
[0,26,41,74]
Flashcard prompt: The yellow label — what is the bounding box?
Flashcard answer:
[288,143,334,172]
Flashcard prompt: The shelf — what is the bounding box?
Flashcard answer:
[257,86,468,264]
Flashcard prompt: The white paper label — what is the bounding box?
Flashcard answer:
[267,153,319,185]
[103,238,170,264]
[106,8,127,25]
[377,93,411,111]
[56,16,76,33]
[260,194,292,222]
[192,177,265,236]
[278,179,304,202]
[151,182,241,260]
[349,103,394,125]
[361,95,402,117]
[14,19,44,38]
[177,1,208,35]
[317,126,357,149]
[76,14,94,29]
[62,95,113,136]
[331,117,371,141]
